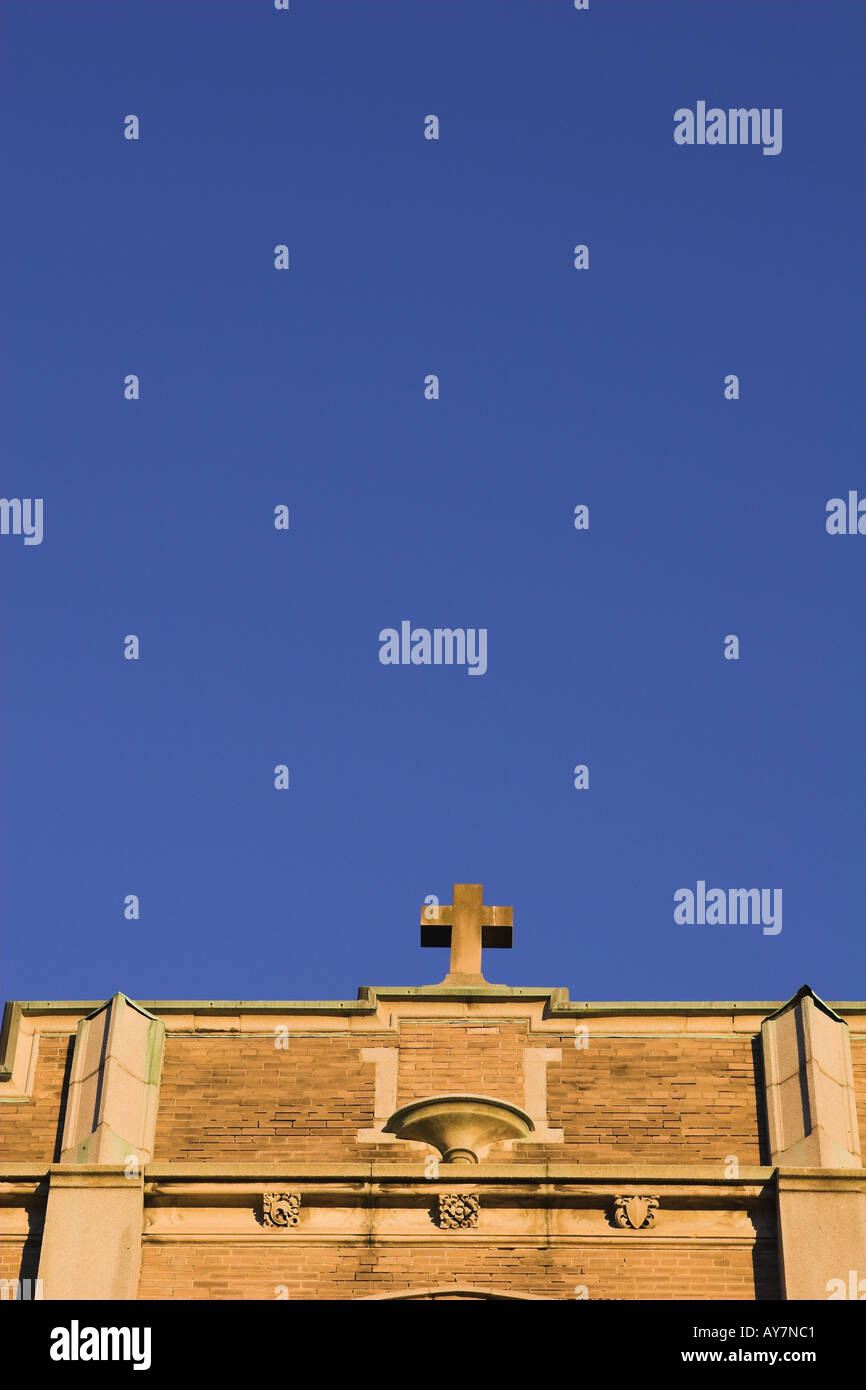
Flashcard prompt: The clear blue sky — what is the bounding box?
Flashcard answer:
[1,0,863,1005]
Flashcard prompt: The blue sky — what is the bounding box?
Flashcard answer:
[1,0,863,1006]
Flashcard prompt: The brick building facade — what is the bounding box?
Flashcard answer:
[2,885,864,1301]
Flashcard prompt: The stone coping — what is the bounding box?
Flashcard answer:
[7,992,866,1013]
[3,1162,862,1185]
[3,991,864,1079]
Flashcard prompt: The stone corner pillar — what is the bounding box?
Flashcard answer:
[775,1171,866,1301]
[37,992,165,1300]
[761,985,865,1299]
[761,984,860,1168]
[38,1166,144,1300]
[60,991,165,1165]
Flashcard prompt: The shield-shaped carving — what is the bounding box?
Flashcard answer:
[614,1194,658,1229]
[623,1196,649,1229]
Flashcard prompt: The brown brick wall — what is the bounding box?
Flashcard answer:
[0,1238,42,1295]
[0,1241,27,1283]
[151,1024,765,1164]
[152,1034,390,1162]
[1,1034,72,1163]
[544,1035,765,1165]
[137,1239,779,1300]
[397,1020,528,1106]
[4,1020,859,1170]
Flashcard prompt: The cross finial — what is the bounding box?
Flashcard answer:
[420,883,513,984]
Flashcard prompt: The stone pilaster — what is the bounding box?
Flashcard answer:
[60,992,165,1165]
[761,986,866,1299]
[38,992,164,1299]
[775,1171,866,1301]
[38,1167,144,1300]
[761,985,860,1168]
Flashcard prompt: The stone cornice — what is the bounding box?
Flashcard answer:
[5,989,865,1016]
[4,991,864,1079]
[4,1161,863,1185]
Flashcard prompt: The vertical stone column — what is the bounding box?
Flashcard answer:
[59,993,165,1166]
[38,1168,145,1300]
[38,993,165,1300]
[761,986,865,1299]
[775,1173,866,1301]
[762,986,860,1169]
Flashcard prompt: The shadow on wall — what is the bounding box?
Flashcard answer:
[51,1035,76,1164]
[751,1034,771,1166]
[752,1194,782,1302]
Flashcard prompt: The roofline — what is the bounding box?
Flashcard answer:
[3,989,863,1081]
[4,989,865,1017]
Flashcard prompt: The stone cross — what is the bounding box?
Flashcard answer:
[420,883,513,983]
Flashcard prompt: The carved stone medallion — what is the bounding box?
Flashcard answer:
[613,1195,659,1230]
[262,1191,302,1228]
[437,1193,480,1229]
